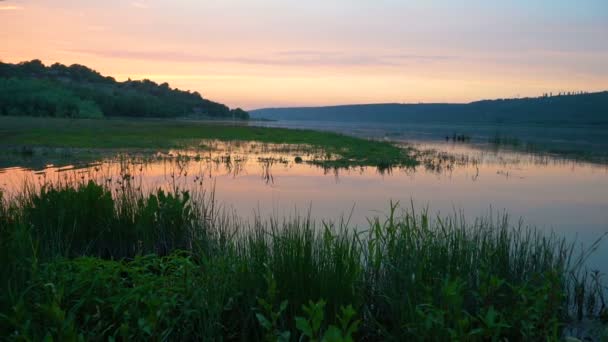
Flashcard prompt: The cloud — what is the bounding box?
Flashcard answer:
[384,54,458,61]
[64,48,457,68]
[0,5,22,10]
[279,50,457,62]
[131,1,149,9]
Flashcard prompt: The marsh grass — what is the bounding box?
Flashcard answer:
[0,179,606,340]
[0,116,418,170]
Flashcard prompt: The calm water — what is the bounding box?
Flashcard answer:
[1,127,607,273]
[253,120,608,163]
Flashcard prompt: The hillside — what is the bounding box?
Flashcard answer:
[0,60,248,119]
[250,92,608,125]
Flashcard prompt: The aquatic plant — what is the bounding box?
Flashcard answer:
[0,181,605,340]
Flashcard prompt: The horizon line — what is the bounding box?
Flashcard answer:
[247,90,607,111]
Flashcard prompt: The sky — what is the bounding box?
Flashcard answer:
[1,0,607,109]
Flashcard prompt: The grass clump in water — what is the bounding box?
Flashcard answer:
[0,181,605,340]
[0,116,417,170]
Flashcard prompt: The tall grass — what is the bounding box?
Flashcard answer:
[0,180,605,340]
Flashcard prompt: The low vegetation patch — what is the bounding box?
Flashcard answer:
[0,116,418,169]
[0,181,605,340]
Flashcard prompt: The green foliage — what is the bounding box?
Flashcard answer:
[294,300,360,342]
[296,300,327,340]
[329,305,360,342]
[255,266,291,341]
[0,181,605,340]
[2,254,229,340]
[0,78,103,118]
[134,189,195,256]
[15,181,197,260]
[361,202,580,340]
[23,180,115,258]
[0,60,248,119]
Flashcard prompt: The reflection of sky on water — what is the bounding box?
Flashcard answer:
[1,141,607,273]
[253,120,608,164]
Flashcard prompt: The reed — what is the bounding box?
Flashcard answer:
[0,180,605,340]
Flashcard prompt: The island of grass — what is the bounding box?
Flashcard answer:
[0,116,417,169]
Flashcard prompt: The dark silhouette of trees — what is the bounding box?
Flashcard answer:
[0,60,249,119]
[0,78,103,118]
[251,91,608,125]
[230,108,249,120]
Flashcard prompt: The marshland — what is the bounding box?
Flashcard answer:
[2,3,608,336]
[1,113,608,340]
[0,170,606,340]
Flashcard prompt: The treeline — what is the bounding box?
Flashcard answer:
[250,91,608,125]
[0,78,103,118]
[0,60,248,119]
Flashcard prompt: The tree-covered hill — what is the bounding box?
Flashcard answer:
[250,91,608,125]
[0,60,248,119]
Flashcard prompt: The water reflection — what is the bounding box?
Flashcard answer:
[1,140,607,274]
[2,141,607,190]
[254,120,608,165]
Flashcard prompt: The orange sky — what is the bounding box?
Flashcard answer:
[1,0,607,109]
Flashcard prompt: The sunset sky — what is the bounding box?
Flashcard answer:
[1,0,607,109]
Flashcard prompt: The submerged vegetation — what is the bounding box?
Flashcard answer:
[0,116,417,169]
[0,179,606,340]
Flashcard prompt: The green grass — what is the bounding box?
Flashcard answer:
[0,116,417,169]
[0,180,605,340]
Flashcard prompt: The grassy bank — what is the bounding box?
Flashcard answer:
[0,116,416,169]
[0,180,605,340]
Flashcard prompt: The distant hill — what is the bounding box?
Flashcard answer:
[0,60,248,119]
[250,92,608,125]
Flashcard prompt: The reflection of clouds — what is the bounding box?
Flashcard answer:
[5,139,606,195]
[2,143,608,236]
